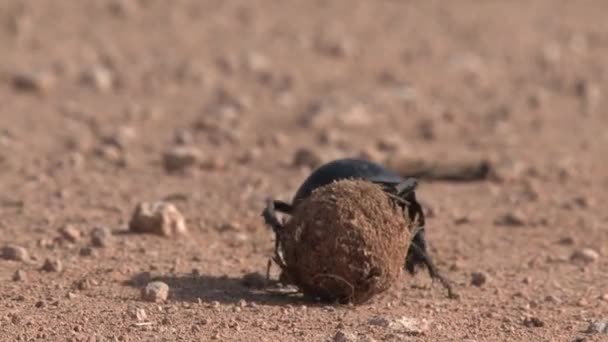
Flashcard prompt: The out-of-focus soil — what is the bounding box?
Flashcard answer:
[1,1,607,341]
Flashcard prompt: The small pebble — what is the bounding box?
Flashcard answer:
[471,272,489,287]
[557,236,575,245]
[585,319,608,334]
[358,337,377,342]
[80,66,115,92]
[128,307,147,321]
[41,258,63,272]
[338,104,371,127]
[95,144,127,166]
[315,34,354,58]
[389,316,430,335]
[91,226,113,248]
[79,247,95,257]
[544,295,561,304]
[13,270,27,281]
[377,135,402,152]
[12,71,55,93]
[59,224,81,243]
[522,316,544,328]
[333,330,356,342]
[141,281,169,302]
[494,212,526,226]
[163,146,202,173]
[200,156,227,171]
[101,126,137,150]
[129,201,187,237]
[570,248,600,263]
[292,147,322,169]
[367,316,390,327]
[1,245,29,262]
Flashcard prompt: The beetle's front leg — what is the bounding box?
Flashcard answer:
[262,199,291,282]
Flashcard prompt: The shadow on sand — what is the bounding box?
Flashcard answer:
[125,271,318,306]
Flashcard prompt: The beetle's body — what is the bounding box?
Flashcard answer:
[263,158,456,298]
[293,158,404,204]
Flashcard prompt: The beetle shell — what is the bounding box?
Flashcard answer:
[292,158,403,205]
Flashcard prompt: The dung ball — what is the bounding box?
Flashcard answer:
[279,179,414,304]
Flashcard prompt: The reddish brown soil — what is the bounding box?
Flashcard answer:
[1,1,607,341]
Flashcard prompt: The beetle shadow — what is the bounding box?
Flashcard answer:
[125,271,314,306]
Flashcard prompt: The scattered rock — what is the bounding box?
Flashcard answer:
[570,248,600,263]
[243,51,271,74]
[600,293,608,301]
[95,144,127,166]
[471,272,489,287]
[368,316,390,327]
[129,201,187,237]
[80,66,115,92]
[9,313,22,325]
[585,319,608,334]
[91,226,114,248]
[292,147,322,169]
[417,119,436,140]
[358,337,377,342]
[337,104,371,127]
[333,330,356,342]
[237,147,261,164]
[200,156,227,171]
[368,316,429,335]
[558,236,575,245]
[79,247,95,257]
[41,258,63,272]
[389,316,430,335]
[318,129,346,147]
[107,0,139,17]
[376,136,402,152]
[13,270,27,281]
[163,146,202,173]
[544,295,561,304]
[59,224,81,243]
[574,79,601,113]
[315,34,355,58]
[76,277,94,290]
[1,245,29,262]
[173,129,194,145]
[141,281,169,302]
[101,126,137,150]
[522,316,545,328]
[241,272,267,289]
[128,307,148,321]
[494,212,526,227]
[12,71,55,93]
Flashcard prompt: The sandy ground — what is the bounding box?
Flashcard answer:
[1,1,608,341]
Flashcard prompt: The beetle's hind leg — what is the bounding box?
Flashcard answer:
[407,242,458,299]
[388,179,458,299]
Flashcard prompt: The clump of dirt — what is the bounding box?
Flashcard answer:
[279,180,413,304]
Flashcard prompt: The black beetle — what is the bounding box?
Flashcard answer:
[263,158,456,299]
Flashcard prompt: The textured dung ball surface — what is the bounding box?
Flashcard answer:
[280,179,413,304]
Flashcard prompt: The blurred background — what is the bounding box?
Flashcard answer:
[1,1,607,341]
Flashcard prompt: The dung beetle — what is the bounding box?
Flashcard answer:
[263,158,456,299]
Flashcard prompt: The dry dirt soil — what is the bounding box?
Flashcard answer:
[1,1,608,341]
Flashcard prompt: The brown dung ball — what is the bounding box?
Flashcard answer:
[279,179,414,304]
